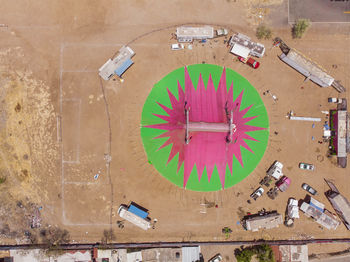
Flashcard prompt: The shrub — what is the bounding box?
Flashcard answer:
[256,24,272,40]
[292,19,310,38]
[235,247,254,262]
[235,245,275,262]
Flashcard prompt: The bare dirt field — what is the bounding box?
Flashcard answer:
[0,0,349,249]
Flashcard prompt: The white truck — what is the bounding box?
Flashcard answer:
[284,198,299,227]
[267,161,283,180]
[171,43,184,50]
[216,28,228,36]
[250,187,264,201]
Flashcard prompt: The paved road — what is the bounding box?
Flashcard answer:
[289,0,350,23]
[311,254,350,262]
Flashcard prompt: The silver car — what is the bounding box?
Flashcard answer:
[302,183,317,195]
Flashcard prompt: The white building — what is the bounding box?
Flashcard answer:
[176,26,214,42]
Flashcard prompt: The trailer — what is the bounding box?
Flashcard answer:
[176,26,214,43]
[118,205,151,230]
[229,33,265,58]
[99,46,135,81]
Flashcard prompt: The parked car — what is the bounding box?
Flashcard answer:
[238,56,260,69]
[302,183,317,195]
[328,97,342,103]
[299,162,315,171]
[209,254,222,262]
[171,43,184,50]
[250,187,264,200]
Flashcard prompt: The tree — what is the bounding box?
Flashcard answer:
[256,24,272,40]
[292,19,310,38]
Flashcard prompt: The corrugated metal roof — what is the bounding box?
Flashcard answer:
[279,51,334,87]
[230,44,250,59]
[115,58,134,77]
[128,204,148,219]
[181,247,200,262]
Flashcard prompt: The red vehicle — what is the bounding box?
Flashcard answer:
[238,56,260,69]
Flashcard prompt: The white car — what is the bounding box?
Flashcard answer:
[299,163,315,171]
[209,254,222,262]
[328,97,342,103]
[171,43,184,50]
[216,28,228,36]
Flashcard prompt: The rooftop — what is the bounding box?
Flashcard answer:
[337,110,347,158]
[229,33,265,57]
[300,202,340,230]
[98,46,135,80]
[244,211,283,232]
[176,26,214,38]
[279,50,334,87]
[325,180,350,230]
[279,245,308,262]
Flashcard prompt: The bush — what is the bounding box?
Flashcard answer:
[292,19,310,38]
[0,176,6,184]
[256,24,272,40]
[256,244,275,262]
[235,245,275,262]
[101,229,116,244]
[235,247,254,262]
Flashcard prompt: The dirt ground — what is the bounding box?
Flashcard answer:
[0,0,349,254]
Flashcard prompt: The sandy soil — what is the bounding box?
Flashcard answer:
[0,0,349,248]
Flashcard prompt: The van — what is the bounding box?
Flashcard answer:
[171,43,184,50]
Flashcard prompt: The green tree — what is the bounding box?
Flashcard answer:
[255,244,275,262]
[292,19,310,38]
[235,248,254,262]
[256,24,272,40]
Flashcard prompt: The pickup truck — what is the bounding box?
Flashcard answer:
[250,187,264,200]
[238,56,260,69]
